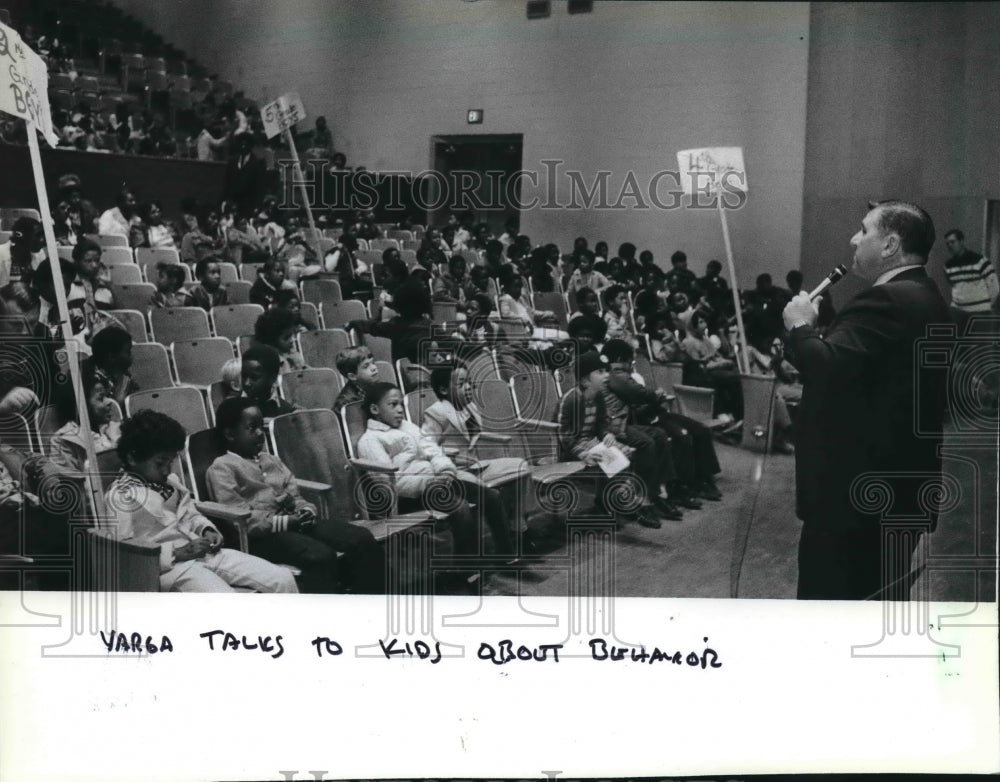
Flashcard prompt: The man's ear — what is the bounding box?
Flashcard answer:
[882,232,901,258]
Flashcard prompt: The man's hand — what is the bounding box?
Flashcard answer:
[783,292,819,330]
[583,452,602,467]
[601,434,617,448]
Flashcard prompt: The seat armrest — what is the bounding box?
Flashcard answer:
[87,528,161,591]
[349,458,398,474]
[195,502,251,524]
[477,432,512,444]
[294,479,334,518]
[295,478,332,493]
[517,418,559,432]
[195,502,251,552]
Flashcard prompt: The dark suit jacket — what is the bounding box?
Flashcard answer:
[785,267,949,532]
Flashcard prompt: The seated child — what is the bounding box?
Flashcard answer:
[569,286,601,322]
[150,262,192,309]
[601,338,721,506]
[49,365,121,473]
[566,250,610,293]
[464,264,494,305]
[681,310,743,421]
[206,397,384,593]
[189,256,229,311]
[105,409,298,593]
[645,312,684,363]
[528,247,558,293]
[332,346,380,414]
[497,266,566,344]
[422,364,526,556]
[254,308,307,373]
[457,293,504,347]
[432,255,468,309]
[276,216,323,281]
[565,307,607,353]
[356,382,483,590]
[84,326,138,408]
[602,284,639,352]
[275,289,315,332]
[218,358,242,402]
[556,350,666,529]
[249,258,297,309]
[241,344,297,419]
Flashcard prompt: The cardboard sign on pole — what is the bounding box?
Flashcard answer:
[1,23,104,517]
[261,91,320,260]
[0,21,60,147]
[676,147,748,196]
[676,146,751,375]
[261,91,307,140]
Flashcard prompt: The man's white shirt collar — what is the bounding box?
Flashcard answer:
[874,264,923,286]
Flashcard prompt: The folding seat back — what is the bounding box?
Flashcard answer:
[171,338,235,388]
[403,387,437,425]
[227,280,252,304]
[106,309,148,343]
[111,282,156,312]
[101,247,134,266]
[321,300,366,329]
[126,387,209,437]
[149,306,210,345]
[130,342,175,390]
[278,368,343,410]
[361,334,393,364]
[301,278,342,307]
[109,264,142,286]
[299,329,352,370]
[211,304,265,341]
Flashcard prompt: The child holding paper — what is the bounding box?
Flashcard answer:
[556,350,665,529]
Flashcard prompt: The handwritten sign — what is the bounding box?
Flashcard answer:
[0,21,59,146]
[676,146,748,195]
[261,91,307,139]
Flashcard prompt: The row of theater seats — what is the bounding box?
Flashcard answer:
[6,346,602,590]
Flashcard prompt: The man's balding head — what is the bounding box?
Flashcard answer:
[867,199,935,262]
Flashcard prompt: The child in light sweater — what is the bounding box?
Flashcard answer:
[105,409,298,593]
[206,397,383,593]
[356,382,482,591]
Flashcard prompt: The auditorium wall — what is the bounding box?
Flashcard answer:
[0,144,226,220]
[802,2,1000,306]
[114,0,810,283]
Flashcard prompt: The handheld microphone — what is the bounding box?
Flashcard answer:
[807,264,848,301]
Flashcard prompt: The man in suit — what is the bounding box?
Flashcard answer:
[783,200,950,600]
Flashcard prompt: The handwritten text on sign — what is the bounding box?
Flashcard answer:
[0,21,59,146]
[676,147,748,196]
[261,91,307,139]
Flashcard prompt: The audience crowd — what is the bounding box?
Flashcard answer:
[0,169,850,595]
